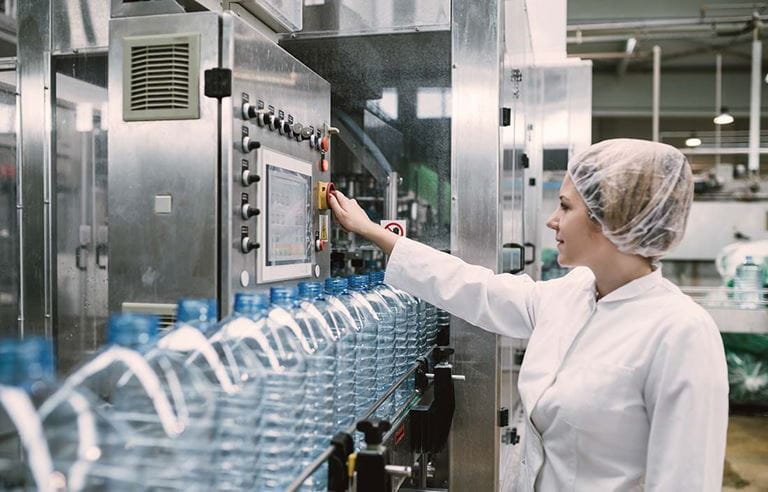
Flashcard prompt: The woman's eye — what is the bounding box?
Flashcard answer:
[559,203,569,210]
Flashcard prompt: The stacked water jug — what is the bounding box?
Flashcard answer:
[0,270,440,491]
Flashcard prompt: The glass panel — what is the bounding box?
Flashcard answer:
[282,30,452,274]
[54,54,108,373]
[0,67,16,338]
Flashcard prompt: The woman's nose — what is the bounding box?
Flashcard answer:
[546,210,558,231]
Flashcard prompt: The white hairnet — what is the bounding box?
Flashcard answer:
[567,138,693,260]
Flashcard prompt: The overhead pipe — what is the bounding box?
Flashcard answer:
[749,25,762,173]
[652,46,661,142]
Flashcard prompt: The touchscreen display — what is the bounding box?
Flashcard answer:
[266,164,312,266]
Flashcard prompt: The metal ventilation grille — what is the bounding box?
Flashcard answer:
[123,34,200,121]
[122,302,177,332]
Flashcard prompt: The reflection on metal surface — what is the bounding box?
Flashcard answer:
[52,0,109,53]
[54,62,109,373]
[0,69,16,339]
[298,0,450,39]
[450,0,503,489]
[18,0,52,339]
[235,0,303,33]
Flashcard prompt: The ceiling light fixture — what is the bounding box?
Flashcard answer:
[714,107,734,125]
[685,136,702,147]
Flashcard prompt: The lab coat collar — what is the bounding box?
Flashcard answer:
[592,268,663,304]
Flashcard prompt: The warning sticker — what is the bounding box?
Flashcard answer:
[381,220,407,237]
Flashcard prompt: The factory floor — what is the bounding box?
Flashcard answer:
[723,413,768,491]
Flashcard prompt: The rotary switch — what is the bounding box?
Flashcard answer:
[241,203,260,220]
[241,169,260,186]
[241,136,260,153]
[241,237,259,253]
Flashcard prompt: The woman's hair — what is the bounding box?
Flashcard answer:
[568,138,693,261]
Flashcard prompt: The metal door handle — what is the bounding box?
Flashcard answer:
[75,245,88,271]
[96,244,108,270]
[503,242,525,274]
[523,242,536,265]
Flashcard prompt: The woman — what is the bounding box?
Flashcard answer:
[329,138,729,491]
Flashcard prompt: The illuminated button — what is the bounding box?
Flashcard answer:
[320,158,329,172]
[320,136,330,153]
[315,239,327,252]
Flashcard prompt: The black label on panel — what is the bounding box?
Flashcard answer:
[278,109,285,120]
[242,126,249,137]
[268,105,275,114]
[287,114,294,124]
[241,92,249,103]
[241,225,248,236]
[257,100,265,109]
[241,159,249,170]
[241,192,248,204]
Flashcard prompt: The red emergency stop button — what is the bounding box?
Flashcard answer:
[320,136,330,153]
[315,239,327,252]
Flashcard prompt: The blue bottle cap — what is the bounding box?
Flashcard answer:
[108,313,159,349]
[233,292,270,316]
[298,281,323,300]
[324,277,348,296]
[368,271,385,285]
[16,338,55,384]
[177,298,217,324]
[348,274,369,291]
[270,287,296,306]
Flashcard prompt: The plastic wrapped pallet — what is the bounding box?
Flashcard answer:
[722,333,768,405]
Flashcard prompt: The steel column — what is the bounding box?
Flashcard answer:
[450,0,503,488]
[18,0,53,338]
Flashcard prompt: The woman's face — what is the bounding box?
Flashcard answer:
[546,175,611,267]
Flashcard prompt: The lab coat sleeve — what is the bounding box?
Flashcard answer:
[384,237,538,339]
[642,307,729,491]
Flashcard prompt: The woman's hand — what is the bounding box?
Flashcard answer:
[328,190,376,235]
[328,190,400,255]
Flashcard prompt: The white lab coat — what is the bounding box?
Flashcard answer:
[385,237,729,491]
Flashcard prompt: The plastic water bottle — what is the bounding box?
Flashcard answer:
[735,256,764,309]
[341,275,380,416]
[324,277,359,430]
[211,293,274,487]
[388,286,420,406]
[253,288,308,490]
[8,336,145,491]
[416,298,429,357]
[425,302,438,347]
[203,294,268,491]
[100,313,214,491]
[296,281,341,491]
[365,271,400,418]
[369,271,414,410]
[0,347,57,492]
[0,339,58,491]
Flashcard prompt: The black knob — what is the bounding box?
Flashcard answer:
[243,104,258,120]
[241,204,260,220]
[241,170,260,186]
[270,116,281,131]
[282,121,292,136]
[356,419,391,446]
[241,237,259,253]
[242,137,260,153]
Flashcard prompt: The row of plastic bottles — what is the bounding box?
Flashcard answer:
[0,271,439,491]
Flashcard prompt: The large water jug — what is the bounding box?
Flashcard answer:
[296,281,340,491]
[339,275,379,416]
[198,294,268,491]
[62,313,212,490]
[358,273,397,418]
[369,271,413,411]
[735,255,764,308]
[323,277,359,430]
[250,288,308,490]
[0,339,57,491]
[0,362,56,492]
